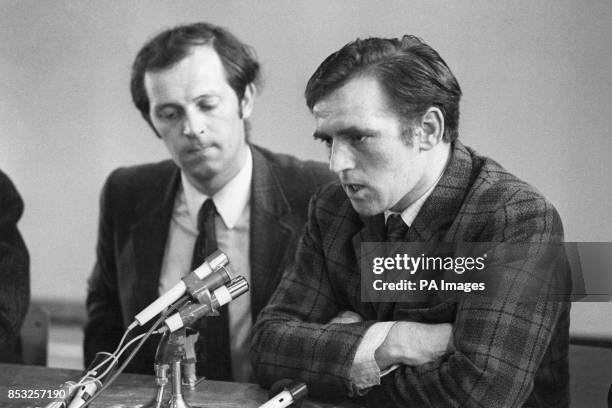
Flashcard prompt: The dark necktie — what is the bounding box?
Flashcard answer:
[190,199,233,381]
[385,213,409,242]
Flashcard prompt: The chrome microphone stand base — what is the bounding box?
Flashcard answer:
[166,361,191,408]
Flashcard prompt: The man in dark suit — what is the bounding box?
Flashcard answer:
[0,169,30,364]
[251,36,570,406]
[84,22,333,381]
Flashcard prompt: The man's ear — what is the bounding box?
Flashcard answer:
[239,83,256,119]
[417,106,445,151]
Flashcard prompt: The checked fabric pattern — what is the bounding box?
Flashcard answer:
[251,141,571,407]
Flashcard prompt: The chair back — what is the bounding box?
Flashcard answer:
[20,305,49,366]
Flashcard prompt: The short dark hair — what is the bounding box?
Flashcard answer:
[130,22,260,127]
[305,35,462,142]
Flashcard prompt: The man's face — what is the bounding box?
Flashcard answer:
[312,76,429,216]
[145,45,253,194]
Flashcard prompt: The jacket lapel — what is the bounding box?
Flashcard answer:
[351,213,386,318]
[351,213,385,264]
[129,167,181,321]
[348,142,474,316]
[409,141,473,243]
[249,147,293,321]
[349,139,475,255]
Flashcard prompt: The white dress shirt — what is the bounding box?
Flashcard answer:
[159,148,253,382]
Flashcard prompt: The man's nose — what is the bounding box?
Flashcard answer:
[182,111,206,137]
[329,140,354,174]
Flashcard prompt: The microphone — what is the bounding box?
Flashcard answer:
[258,379,308,408]
[65,351,118,408]
[42,381,79,408]
[65,380,99,408]
[131,250,231,328]
[164,277,249,332]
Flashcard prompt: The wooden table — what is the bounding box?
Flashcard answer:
[0,364,359,408]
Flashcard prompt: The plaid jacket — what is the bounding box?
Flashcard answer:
[251,141,570,407]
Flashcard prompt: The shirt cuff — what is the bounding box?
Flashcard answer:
[349,321,396,393]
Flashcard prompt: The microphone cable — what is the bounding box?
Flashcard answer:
[79,295,189,408]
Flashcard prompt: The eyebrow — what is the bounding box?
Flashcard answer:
[313,126,380,140]
[152,92,219,107]
[153,102,181,112]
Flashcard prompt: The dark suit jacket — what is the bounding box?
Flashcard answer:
[0,170,30,364]
[251,141,570,407]
[84,145,334,374]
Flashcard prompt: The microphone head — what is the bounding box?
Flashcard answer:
[268,379,308,406]
[268,379,292,398]
[204,250,229,272]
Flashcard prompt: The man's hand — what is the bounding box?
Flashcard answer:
[375,322,454,369]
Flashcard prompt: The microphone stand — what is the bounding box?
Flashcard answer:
[143,274,249,408]
[145,328,199,408]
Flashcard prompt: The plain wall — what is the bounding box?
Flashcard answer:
[1,0,611,337]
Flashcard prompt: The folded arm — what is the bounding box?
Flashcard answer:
[358,196,571,407]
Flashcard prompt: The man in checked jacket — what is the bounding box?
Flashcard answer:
[251,35,570,407]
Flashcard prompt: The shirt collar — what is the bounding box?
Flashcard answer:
[181,148,253,229]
